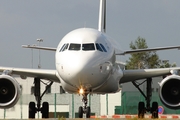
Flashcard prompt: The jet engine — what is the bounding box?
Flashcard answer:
[159,75,180,109]
[0,75,21,109]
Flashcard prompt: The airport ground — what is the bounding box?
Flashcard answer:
[1,117,180,120]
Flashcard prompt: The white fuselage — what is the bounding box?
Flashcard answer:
[55,28,123,94]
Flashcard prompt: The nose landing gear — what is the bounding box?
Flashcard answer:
[78,93,91,118]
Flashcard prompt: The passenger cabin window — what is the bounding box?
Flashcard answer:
[82,43,95,51]
[96,43,103,52]
[69,43,81,50]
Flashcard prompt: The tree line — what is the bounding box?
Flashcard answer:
[126,36,176,69]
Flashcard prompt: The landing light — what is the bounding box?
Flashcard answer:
[79,88,84,94]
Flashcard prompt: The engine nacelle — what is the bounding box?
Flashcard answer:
[159,75,180,109]
[0,75,21,109]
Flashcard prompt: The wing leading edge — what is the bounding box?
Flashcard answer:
[116,45,180,55]
[22,45,56,51]
[120,67,180,84]
[0,67,60,83]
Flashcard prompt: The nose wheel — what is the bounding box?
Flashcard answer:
[78,93,91,118]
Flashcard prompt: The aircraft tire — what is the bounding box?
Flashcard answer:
[86,106,91,118]
[138,102,145,118]
[78,106,83,118]
[41,102,49,118]
[29,102,36,118]
[152,102,158,118]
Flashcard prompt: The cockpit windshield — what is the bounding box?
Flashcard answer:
[60,43,107,52]
[82,43,95,51]
[69,43,81,50]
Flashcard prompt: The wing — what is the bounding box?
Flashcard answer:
[116,45,180,55]
[22,45,56,51]
[0,66,60,83]
[120,67,180,83]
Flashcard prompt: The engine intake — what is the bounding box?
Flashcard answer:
[0,75,21,109]
[159,75,180,109]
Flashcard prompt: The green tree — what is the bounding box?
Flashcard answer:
[126,37,176,69]
[159,60,176,68]
[126,37,160,69]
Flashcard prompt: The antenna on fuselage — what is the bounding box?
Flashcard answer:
[98,0,106,33]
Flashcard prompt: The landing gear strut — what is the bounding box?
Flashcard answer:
[28,77,53,118]
[132,78,158,118]
[78,93,91,118]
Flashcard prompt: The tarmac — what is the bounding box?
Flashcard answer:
[92,114,180,119]
[1,118,179,120]
[2,115,180,120]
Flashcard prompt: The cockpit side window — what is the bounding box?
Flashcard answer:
[96,43,103,52]
[59,44,66,52]
[62,43,69,51]
[82,43,95,51]
[60,43,69,52]
[100,44,107,52]
[69,43,81,50]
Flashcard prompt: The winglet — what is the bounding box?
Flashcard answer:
[98,0,106,33]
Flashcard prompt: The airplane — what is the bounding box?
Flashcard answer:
[1,0,180,119]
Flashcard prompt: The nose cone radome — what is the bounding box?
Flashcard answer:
[58,52,108,89]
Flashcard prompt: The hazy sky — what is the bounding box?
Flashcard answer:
[1,0,180,69]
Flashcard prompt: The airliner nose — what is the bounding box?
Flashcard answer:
[58,52,108,89]
[65,52,96,81]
